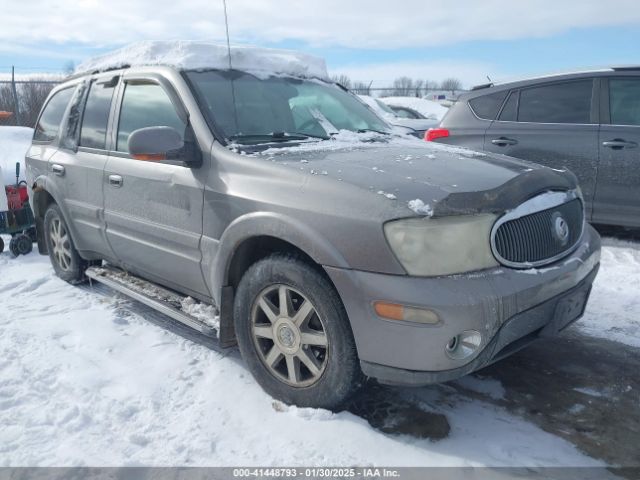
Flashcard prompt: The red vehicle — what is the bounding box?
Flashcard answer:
[0,161,35,256]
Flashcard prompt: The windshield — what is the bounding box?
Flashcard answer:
[186,70,390,144]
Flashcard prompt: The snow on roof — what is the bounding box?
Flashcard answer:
[75,41,329,81]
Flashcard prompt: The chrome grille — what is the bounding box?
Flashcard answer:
[493,197,583,267]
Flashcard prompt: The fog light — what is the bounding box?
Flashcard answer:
[373,301,439,324]
[445,330,482,360]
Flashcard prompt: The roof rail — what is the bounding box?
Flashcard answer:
[611,65,640,72]
[470,82,494,91]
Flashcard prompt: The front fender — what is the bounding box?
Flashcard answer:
[208,211,351,305]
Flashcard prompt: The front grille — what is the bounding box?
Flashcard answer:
[493,198,583,267]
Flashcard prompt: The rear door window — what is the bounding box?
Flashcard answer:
[116,82,185,152]
[469,91,508,120]
[34,87,75,142]
[80,81,116,149]
[609,78,640,126]
[518,80,593,124]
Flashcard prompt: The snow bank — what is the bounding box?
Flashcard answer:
[75,41,329,81]
[577,238,640,348]
[0,251,603,467]
[381,96,449,121]
[0,126,32,186]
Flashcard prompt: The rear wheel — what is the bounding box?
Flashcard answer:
[0,237,4,254]
[44,204,87,283]
[234,254,363,409]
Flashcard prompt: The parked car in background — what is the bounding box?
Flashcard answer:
[428,67,640,228]
[380,96,449,122]
[27,41,600,410]
[358,95,437,138]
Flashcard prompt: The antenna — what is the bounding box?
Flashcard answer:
[487,75,492,82]
[221,0,239,135]
[222,0,233,70]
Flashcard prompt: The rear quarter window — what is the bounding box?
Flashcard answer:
[34,87,75,142]
[468,91,508,120]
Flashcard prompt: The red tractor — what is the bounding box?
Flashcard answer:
[0,161,35,256]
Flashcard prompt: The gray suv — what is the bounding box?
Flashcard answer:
[428,67,640,229]
[26,43,601,409]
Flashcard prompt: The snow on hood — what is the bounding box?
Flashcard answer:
[0,126,32,187]
[75,40,329,81]
[247,131,578,218]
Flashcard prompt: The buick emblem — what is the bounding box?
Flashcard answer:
[552,212,570,245]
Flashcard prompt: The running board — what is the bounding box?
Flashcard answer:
[86,265,220,340]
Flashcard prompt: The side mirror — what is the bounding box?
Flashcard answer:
[128,126,185,162]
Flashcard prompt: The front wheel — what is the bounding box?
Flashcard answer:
[234,254,363,409]
[44,204,87,283]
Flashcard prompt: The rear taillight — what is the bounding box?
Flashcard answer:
[425,128,450,142]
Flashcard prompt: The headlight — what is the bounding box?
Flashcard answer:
[384,214,499,276]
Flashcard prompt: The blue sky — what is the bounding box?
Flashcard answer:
[1,0,639,87]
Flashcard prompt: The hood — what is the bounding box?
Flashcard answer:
[254,134,578,218]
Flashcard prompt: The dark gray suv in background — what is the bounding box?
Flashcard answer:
[428,68,640,228]
[26,41,601,409]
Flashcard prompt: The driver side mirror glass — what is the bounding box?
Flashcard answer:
[128,126,184,162]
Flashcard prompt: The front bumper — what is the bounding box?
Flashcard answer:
[324,224,601,386]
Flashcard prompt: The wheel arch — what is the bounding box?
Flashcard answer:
[210,212,352,346]
[31,182,78,256]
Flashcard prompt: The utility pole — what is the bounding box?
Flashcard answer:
[11,66,22,126]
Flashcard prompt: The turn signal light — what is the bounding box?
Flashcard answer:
[425,128,450,142]
[374,301,439,324]
[132,153,167,161]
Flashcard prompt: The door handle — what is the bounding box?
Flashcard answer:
[108,174,123,187]
[602,139,638,150]
[51,164,65,176]
[491,137,518,147]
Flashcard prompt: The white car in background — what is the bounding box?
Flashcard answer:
[357,95,438,138]
[380,96,449,123]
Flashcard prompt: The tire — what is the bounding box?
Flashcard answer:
[43,203,87,283]
[9,233,32,256]
[234,254,364,409]
[0,236,4,254]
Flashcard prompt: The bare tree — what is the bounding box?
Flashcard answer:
[0,80,55,127]
[424,79,439,91]
[441,77,462,96]
[413,79,424,97]
[352,81,372,96]
[392,76,413,96]
[0,84,17,126]
[331,74,352,89]
[18,81,55,127]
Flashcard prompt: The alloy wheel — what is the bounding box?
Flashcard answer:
[251,284,329,387]
[50,217,72,271]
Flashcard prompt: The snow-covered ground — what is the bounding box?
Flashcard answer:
[1,235,637,467]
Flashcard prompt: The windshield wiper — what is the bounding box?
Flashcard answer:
[357,128,391,135]
[228,132,329,144]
